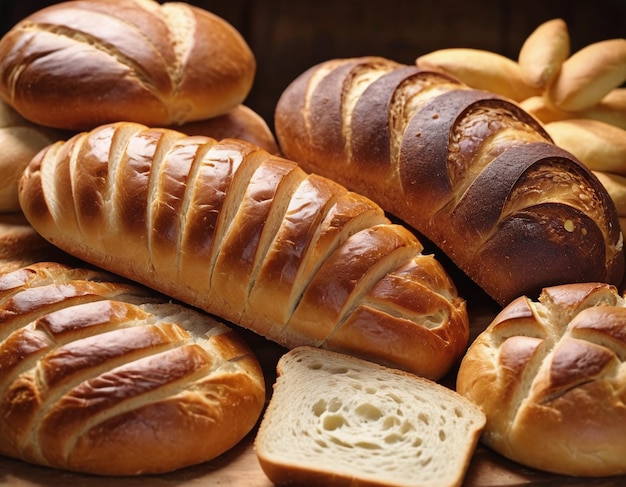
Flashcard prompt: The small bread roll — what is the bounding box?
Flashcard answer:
[518,18,570,89]
[548,38,626,111]
[457,282,626,477]
[416,48,541,101]
[0,100,68,212]
[593,170,626,216]
[544,119,626,175]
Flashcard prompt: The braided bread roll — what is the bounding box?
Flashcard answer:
[18,122,468,380]
[0,261,265,475]
[0,0,255,130]
[274,56,624,306]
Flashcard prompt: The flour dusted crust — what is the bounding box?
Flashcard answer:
[457,282,626,476]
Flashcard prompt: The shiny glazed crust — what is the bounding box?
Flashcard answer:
[18,122,469,380]
[274,56,625,306]
[0,261,265,476]
[0,0,255,130]
[457,282,626,477]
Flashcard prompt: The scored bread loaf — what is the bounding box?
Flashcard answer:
[0,261,265,476]
[18,121,469,380]
[274,56,625,306]
[255,346,486,487]
[457,282,626,477]
[0,0,255,130]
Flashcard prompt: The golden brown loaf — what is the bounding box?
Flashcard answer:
[0,261,265,476]
[274,56,625,306]
[457,282,626,477]
[0,212,75,275]
[0,99,69,212]
[0,0,255,130]
[173,105,280,155]
[18,121,469,380]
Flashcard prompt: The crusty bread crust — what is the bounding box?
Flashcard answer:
[0,261,265,475]
[457,282,626,476]
[0,0,255,130]
[18,122,469,380]
[275,56,625,306]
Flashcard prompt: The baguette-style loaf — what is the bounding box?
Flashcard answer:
[457,282,626,477]
[0,261,265,476]
[256,347,486,487]
[0,0,255,130]
[274,56,625,306]
[18,122,469,380]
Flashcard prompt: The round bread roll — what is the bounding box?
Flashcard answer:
[173,105,279,155]
[518,18,570,90]
[0,100,68,212]
[0,0,255,130]
[457,282,626,477]
[0,261,266,475]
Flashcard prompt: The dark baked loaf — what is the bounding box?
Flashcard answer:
[0,0,255,130]
[274,56,625,306]
[18,121,469,380]
[0,261,265,476]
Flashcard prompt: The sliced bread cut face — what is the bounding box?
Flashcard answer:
[255,347,486,487]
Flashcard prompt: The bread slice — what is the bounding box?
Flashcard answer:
[255,347,485,487]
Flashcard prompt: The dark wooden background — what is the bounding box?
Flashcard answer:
[1,0,625,128]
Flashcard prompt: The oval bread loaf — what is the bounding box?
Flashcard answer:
[0,261,265,476]
[274,56,625,306]
[0,99,68,212]
[0,0,255,130]
[18,121,469,380]
[457,282,626,477]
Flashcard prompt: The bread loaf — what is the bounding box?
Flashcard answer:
[0,99,68,212]
[256,346,486,487]
[416,48,541,101]
[18,121,469,380]
[457,282,626,477]
[0,0,255,130]
[547,38,626,112]
[0,212,75,275]
[274,56,624,306]
[517,18,570,90]
[544,118,626,176]
[0,261,265,476]
[173,105,280,155]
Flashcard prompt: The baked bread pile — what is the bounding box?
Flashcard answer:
[274,55,624,306]
[457,282,626,477]
[0,261,265,475]
[416,19,626,234]
[0,0,278,213]
[18,121,470,381]
[256,346,486,487]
